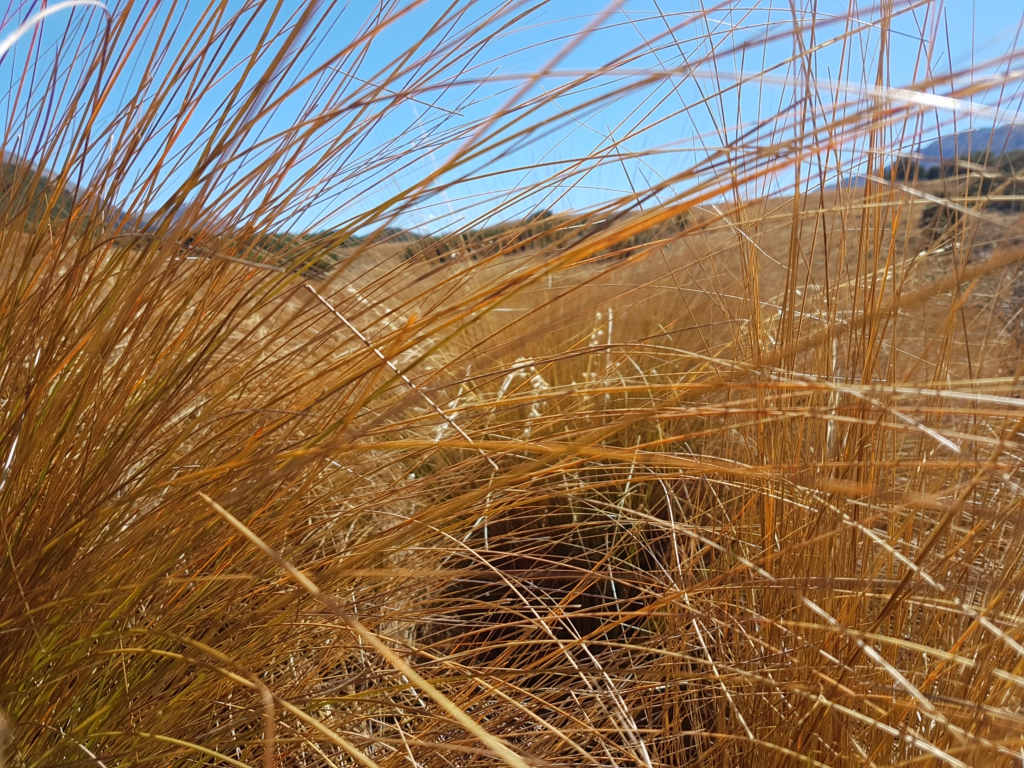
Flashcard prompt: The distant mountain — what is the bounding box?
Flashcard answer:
[0,150,213,235]
[917,124,1024,165]
[0,149,140,232]
[826,125,1024,190]
[0,156,81,228]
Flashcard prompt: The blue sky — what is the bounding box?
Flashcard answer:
[1,0,1022,236]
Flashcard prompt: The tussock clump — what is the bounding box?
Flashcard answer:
[2,2,1024,767]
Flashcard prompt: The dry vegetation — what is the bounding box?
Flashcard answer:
[4,1,1024,767]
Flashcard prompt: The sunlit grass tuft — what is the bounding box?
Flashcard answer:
[2,2,1024,767]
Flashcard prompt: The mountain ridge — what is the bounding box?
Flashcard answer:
[916,123,1024,164]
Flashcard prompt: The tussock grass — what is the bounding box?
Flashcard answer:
[3,2,1024,766]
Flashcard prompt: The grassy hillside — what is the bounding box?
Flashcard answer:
[0,161,78,230]
[3,3,1024,768]
[398,211,691,266]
